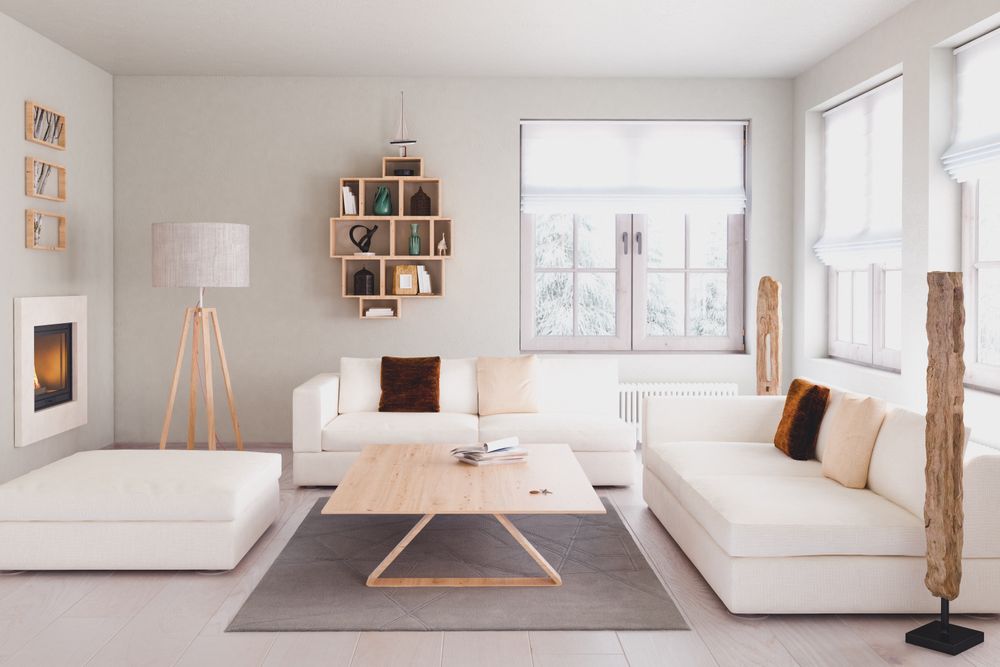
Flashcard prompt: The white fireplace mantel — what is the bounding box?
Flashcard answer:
[14,296,88,447]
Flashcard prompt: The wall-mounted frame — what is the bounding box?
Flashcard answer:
[25,210,67,251]
[25,156,66,202]
[25,101,66,150]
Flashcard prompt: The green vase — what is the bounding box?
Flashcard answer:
[408,223,421,255]
[372,185,392,216]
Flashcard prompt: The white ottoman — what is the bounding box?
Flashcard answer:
[0,450,281,570]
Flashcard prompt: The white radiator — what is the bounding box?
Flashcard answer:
[619,382,739,437]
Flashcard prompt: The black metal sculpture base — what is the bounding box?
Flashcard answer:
[906,599,984,655]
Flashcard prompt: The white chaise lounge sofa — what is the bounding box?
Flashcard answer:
[643,395,1000,614]
[0,450,281,571]
[293,357,636,486]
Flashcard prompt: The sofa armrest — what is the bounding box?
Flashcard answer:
[292,373,340,453]
[963,442,1000,558]
[643,396,785,447]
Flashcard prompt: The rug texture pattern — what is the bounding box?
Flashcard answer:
[228,498,687,632]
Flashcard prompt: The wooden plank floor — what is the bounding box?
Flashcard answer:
[0,444,995,667]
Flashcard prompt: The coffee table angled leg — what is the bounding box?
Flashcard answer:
[366,513,562,588]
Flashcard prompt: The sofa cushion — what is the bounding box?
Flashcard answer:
[339,357,478,414]
[774,378,830,460]
[645,442,823,493]
[378,356,441,412]
[820,393,887,488]
[478,413,635,452]
[0,450,281,522]
[537,357,618,417]
[673,475,925,557]
[321,412,479,452]
[476,355,540,416]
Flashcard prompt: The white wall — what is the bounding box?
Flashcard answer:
[793,0,1000,445]
[113,77,793,443]
[0,13,114,482]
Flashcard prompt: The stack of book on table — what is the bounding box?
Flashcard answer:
[451,437,527,466]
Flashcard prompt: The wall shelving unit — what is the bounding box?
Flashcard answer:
[331,158,452,319]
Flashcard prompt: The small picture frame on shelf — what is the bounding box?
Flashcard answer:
[392,265,418,295]
[25,101,66,150]
[25,156,66,201]
[25,209,67,251]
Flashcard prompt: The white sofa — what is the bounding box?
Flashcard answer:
[642,395,1000,614]
[0,450,281,571]
[293,357,636,486]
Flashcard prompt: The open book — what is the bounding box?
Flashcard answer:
[451,437,528,466]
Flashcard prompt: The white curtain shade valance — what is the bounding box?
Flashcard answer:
[152,222,250,288]
[942,27,1000,182]
[520,120,747,215]
[815,77,902,269]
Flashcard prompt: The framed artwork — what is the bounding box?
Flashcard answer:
[392,265,418,295]
[25,157,66,201]
[25,101,66,150]
[25,210,67,251]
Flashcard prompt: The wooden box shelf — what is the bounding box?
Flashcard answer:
[359,298,400,319]
[332,160,452,319]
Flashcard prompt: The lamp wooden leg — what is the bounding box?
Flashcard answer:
[201,309,216,451]
[187,310,201,450]
[160,308,193,449]
[209,309,243,450]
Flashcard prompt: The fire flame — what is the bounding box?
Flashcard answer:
[33,370,40,391]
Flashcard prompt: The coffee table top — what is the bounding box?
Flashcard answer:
[322,443,605,516]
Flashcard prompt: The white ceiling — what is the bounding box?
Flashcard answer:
[0,0,915,77]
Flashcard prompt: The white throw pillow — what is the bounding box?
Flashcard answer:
[338,358,381,413]
[476,356,540,416]
[819,392,888,489]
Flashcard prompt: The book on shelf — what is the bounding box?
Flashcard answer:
[364,307,394,318]
[451,437,527,466]
[417,265,432,294]
[342,186,357,215]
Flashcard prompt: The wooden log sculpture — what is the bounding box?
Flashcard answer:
[923,271,966,601]
[755,276,782,395]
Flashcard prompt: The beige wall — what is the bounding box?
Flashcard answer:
[792,0,1000,445]
[0,13,114,482]
[113,76,794,443]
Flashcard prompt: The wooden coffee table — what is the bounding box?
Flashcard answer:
[322,443,605,588]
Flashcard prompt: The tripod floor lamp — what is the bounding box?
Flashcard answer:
[153,222,249,450]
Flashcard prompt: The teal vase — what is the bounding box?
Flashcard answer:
[408,223,421,255]
[372,186,392,216]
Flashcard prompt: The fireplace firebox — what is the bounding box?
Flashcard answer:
[34,323,72,411]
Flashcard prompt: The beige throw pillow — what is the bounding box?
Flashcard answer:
[819,392,888,488]
[476,356,540,416]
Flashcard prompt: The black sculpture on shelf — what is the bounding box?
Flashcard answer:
[349,224,378,254]
[353,267,375,296]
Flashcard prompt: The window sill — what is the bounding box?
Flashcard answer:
[810,356,902,376]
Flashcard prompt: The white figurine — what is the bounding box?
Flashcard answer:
[437,233,448,256]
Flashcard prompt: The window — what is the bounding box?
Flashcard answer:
[945,28,1000,389]
[816,76,902,370]
[520,121,746,352]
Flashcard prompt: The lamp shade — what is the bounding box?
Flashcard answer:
[152,222,250,288]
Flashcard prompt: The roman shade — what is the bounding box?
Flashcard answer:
[814,77,902,269]
[942,28,1000,182]
[520,120,747,215]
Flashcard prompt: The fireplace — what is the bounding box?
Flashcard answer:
[34,323,73,411]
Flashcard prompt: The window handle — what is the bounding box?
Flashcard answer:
[635,231,643,255]
[622,231,629,255]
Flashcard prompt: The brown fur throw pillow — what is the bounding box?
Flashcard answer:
[774,378,830,460]
[378,356,441,412]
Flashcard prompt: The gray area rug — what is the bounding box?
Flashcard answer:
[228,498,686,632]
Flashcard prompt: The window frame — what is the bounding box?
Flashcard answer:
[519,212,745,353]
[519,213,632,351]
[962,181,1000,391]
[827,264,901,371]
